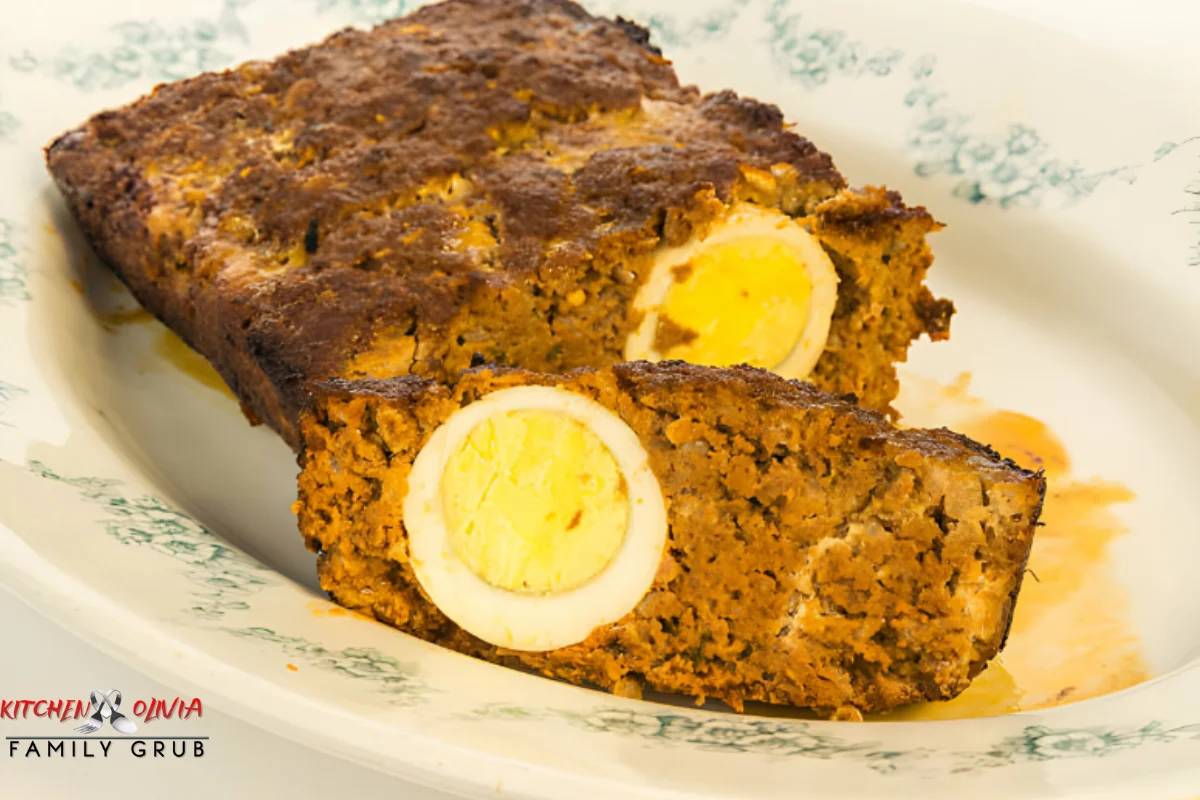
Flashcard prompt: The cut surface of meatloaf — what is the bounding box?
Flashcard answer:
[45,0,953,449]
[296,361,1044,716]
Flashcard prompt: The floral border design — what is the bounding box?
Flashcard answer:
[1154,137,1200,163]
[0,218,29,304]
[954,722,1200,771]
[617,0,749,49]
[0,380,27,429]
[316,0,743,35]
[902,56,1141,208]
[473,705,913,771]
[27,460,276,618]
[314,0,411,25]
[226,626,430,704]
[765,0,903,89]
[24,460,428,702]
[0,107,18,141]
[1179,178,1200,268]
[762,0,1165,209]
[1164,138,1200,267]
[473,704,1200,774]
[9,0,250,92]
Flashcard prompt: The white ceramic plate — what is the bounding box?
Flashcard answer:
[1,1,1199,797]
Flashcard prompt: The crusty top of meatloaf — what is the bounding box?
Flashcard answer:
[45,0,948,442]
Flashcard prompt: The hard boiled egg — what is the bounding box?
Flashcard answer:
[402,386,667,651]
[624,203,839,379]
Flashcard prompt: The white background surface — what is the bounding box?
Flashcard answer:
[2,1,1198,797]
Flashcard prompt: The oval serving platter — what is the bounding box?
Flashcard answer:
[1,0,1199,798]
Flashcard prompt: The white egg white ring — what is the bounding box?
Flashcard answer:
[624,203,840,380]
[402,386,668,652]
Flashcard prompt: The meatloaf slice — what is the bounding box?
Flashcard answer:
[45,0,951,449]
[297,361,1044,716]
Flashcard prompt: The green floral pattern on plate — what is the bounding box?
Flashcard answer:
[1154,137,1200,162]
[765,0,903,88]
[624,0,750,49]
[315,0,411,25]
[0,380,27,428]
[0,108,18,141]
[227,626,429,704]
[28,460,276,618]
[903,55,1141,208]
[1166,139,1200,267]
[0,218,29,304]
[474,705,1200,773]
[27,459,429,703]
[763,0,1153,208]
[473,705,901,769]
[956,721,1200,770]
[10,0,249,92]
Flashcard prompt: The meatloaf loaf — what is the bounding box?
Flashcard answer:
[296,361,1044,716]
[45,0,953,449]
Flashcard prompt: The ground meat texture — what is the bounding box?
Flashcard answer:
[45,0,952,450]
[296,362,1043,716]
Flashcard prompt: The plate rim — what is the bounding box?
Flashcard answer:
[2,0,1200,797]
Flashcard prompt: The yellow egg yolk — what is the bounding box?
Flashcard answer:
[440,409,629,595]
[659,237,813,369]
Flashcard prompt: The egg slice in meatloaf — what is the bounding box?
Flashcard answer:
[45,0,953,450]
[296,362,1044,717]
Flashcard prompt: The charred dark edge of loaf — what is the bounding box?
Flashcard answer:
[311,360,1046,687]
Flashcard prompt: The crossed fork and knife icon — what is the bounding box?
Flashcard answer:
[73,689,138,735]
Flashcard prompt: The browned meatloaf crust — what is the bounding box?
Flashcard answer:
[297,361,1044,716]
[45,0,953,449]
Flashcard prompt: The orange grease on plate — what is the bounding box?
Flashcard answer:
[101,305,236,401]
[878,372,1148,720]
[97,307,154,329]
[75,255,237,402]
[308,600,372,622]
[286,663,299,672]
[152,330,237,400]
